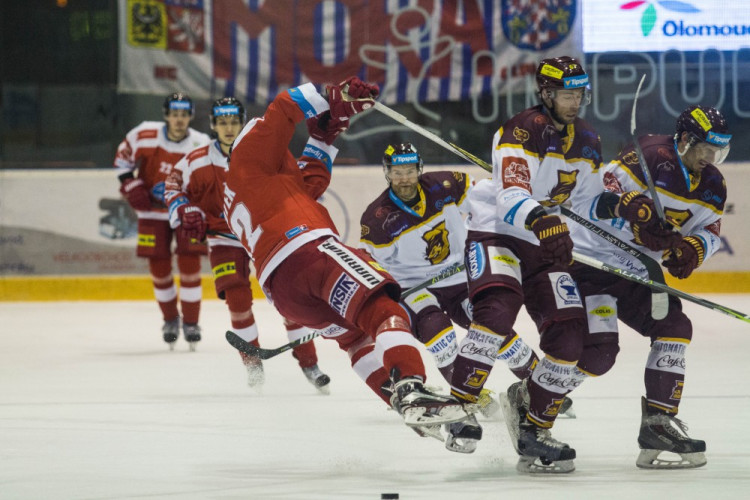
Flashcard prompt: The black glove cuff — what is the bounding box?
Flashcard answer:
[595,191,621,219]
[524,205,548,230]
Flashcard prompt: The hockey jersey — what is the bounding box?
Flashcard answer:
[114,121,210,218]
[223,83,342,287]
[164,141,244,250]
[465,104,603,244]
[359,171,474,288]
[569,134,725,276]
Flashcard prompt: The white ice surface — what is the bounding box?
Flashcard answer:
[1,296,750,500]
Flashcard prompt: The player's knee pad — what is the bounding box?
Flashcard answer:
[538,318,587,363]
[577,342,620,376]
[471,287,523,336]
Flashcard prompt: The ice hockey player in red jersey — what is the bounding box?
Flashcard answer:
[164,97,331,393]
[568,105,732,469]
[223,77,472,431]
[114,93,211,350]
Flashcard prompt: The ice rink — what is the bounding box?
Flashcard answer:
[2,296,750,500]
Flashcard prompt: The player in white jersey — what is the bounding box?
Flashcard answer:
[114,93,211,349]
[455,56,604,472]
[360,143,554,453]
[567,105,731,469]
[164,97,331,392]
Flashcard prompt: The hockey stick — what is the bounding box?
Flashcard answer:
[630,74,668,224]
[226,262,467,360]
[206,229,239,240]
[559,206,669,319]
[572,251,750,324]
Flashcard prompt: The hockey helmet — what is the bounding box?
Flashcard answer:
[210,97,246,126]
[675,106,731,165]
[163,92,194,116]
[382,143,423,181]
[536,56,591,105]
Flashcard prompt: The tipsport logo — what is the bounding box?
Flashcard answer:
[620,1,700,36]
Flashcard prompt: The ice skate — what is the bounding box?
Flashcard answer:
[301,364,331,395]
[182,323,201,352]
[162,318,180,350]
[636,397,706,469]
[475,388,501,418]
[516,420,576,473]
[393,377,469,427]
[240,352,265,390]
[498,380,527,454]
[444,413,482,454]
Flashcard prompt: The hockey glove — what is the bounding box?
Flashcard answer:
[529,215,574,266]
[616,191,656,224]
[306,111,349,145]
[326,76,379,121]
[631,220,682,251]
[119,178,152,212]
[176,204,207,242]
[663,236,705,279]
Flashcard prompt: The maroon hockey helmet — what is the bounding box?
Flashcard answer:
[382,143,423,183]
[210,97,246,126]
[163,92,194,116]
[675,106,731,164]
[536,56,591,106]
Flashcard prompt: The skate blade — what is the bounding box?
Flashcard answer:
[167,342,176,351]
[402,403,468,427]
[188,342,198,352]
[517,455,575,474]
[411,425,444,442]
[445,435,479,454]
[498,393,521,454]
[636,449,707,469]
[315,384,331,396]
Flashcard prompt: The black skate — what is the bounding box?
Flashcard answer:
[636,397,706,469]
[302,364,331,395]
[183,323,201,351]
[516,420,576,473]
[444,414,483,454]
[383,382,444,442]
[162,318,180,350]
[240,351,265,391]
[393,377,469,427]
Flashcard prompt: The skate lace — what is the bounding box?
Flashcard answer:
[537,428,567,449]
[651,413,690,438]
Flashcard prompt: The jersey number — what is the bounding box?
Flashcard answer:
[227,202,263,253]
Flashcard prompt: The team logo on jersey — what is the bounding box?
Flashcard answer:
[422,220,450,265]
[550,272,582,308]
[623,150,640,166]
[602,172,624,193]
[329,273,360,317]
[663,208,691,229]
[467,241,486,280]
[670,380,685,401]
[360,224,370,237]
[540,170,578,207]
[502,157,531,190]
[513,127,530,143]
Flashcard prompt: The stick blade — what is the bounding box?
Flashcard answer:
[225,330,261,356]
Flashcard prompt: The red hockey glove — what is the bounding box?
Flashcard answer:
[119,178,152,211]
[616,191,656,224]
[631,220,682,251]
[176,204,207,242]
[530,215,574,266]
[663,236,705,279]
[326,76,379,121]
[306,111,349,145]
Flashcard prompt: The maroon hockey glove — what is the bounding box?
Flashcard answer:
[616,191,656,224]
[176,204,207,242]
[119,178,151,211]
[530,215,574,266]
[631,220,682,251]
[663,236,705,279]
[306,111,349,145]
[326,76,379,121]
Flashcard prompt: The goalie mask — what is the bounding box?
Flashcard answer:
[675,105,731,165]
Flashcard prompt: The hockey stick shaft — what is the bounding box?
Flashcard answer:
[573,251,750,324]
[226,262,467,359]
[630,74,668,223]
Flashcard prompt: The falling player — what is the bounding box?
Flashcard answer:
[114,93,211,349]
[222,77,472,431]
[164,97,331,393]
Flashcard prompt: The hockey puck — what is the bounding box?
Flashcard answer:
[381,494,399,499]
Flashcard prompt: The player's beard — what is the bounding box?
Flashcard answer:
[392,182,418,201]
